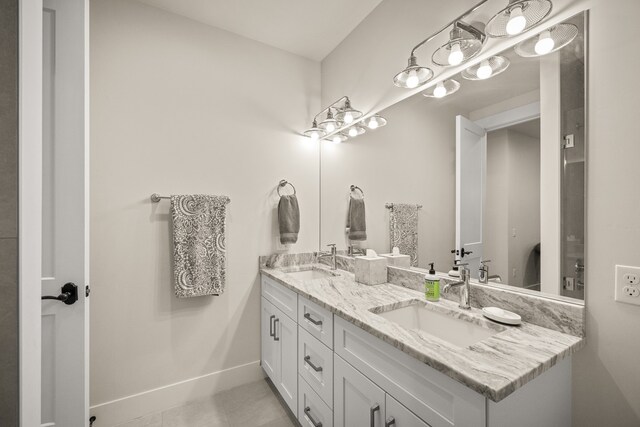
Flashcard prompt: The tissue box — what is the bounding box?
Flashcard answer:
[354,256,388,286]
[379,253,411,268]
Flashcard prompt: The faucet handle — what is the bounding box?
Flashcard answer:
[480,259,491,266]
[326,243,336,248]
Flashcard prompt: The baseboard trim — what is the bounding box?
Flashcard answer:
[90,360,264,426]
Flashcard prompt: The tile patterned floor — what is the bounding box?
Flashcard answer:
[113,379,298,427]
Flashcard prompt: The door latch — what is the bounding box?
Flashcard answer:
[41,282,78,305]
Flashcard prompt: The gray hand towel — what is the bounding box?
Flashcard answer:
[171,194,230,298]
[347,196,367,241]
[278,195,300,244]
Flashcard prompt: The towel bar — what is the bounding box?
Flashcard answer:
[385,203,423,209]
[350,185,364,198]
[277,180,296,196]
[150,193,170,203]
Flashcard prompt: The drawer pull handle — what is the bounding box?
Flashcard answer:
[273,318,279,341]
[370,404,380,427]
[304,406,323,427]
[304,355,323,372]
[304,312,323,326]
[385,417,396,427]
[269,315,275,337]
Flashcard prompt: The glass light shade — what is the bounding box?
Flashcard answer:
[331,133,348,144]
[486,0,553,38]
[319,110,339,132]
[347,126,366,137]
[432,29,483,67]
[393,56,434,88]
[303,120,326,140]
[423,79,461,98]
[461,55,510,81]
[335,101,363,124]
[515,24,578,57]
[364,115,387,130]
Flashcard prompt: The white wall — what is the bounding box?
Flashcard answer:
[90,0,320,423]
[321,0,640,425]
[320,94,460,270]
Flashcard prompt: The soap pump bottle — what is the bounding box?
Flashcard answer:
[424,263,440,302]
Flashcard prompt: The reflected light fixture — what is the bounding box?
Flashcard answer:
[319,109,339,133]
[303,119,327,140]
[393,55,434,88]
[486,0,553,38]
[348,126,366,137]
[335,99,363,124]
[462,55,510,80]
[364,115,387,130]
[514,23,578,57]
[331,133,348,144]
[423,79,461,99]
[432,23,485,67]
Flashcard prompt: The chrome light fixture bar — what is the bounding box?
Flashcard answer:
[486,0,553,37]
[303,96,386,143]
[514,23,578,57]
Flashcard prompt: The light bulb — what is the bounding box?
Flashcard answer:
[506,6,527,35]
[476,60,493,79]
[448,43,464,66]
[405,69,420,88]
[535,30,555,55]
[343,112,354,124]
[332,135,343,144]
[325,122,336,132]
[368,117,379,129]
[310,131,320,140]
[348,127,358,137]
[433,82,447,98]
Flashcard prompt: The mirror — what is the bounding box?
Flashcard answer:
[320,12,586,300]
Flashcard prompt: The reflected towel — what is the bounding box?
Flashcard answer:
[171,194,230,298]
[389,203,419,267]
[278,195,300,244]
[347,196,367,241]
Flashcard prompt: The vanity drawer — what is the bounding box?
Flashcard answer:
[298,375,333,427]
[298,296,334,349]
[298,327,333,408]
[334,316,485,427]
[261,275,297,321]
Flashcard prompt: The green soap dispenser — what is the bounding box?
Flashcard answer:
[424,263,440,302]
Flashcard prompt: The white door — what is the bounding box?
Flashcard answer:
[41,0,89,426]
[456,115,487,279]
[261,298,278,379]
[274,310,298,416]
[334,355,386,427]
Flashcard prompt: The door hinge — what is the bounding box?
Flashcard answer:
[563,134,575,149]
[85,285,91,297]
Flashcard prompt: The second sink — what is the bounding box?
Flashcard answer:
[372,300,505,348]
[284,267,337,281]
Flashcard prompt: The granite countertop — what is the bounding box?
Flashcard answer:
[260,263,585,402]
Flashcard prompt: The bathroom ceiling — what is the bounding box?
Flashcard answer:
[136,0,384,61]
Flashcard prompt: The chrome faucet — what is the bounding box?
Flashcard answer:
[318,244,337,270]
[479,260,491,284]
[443,263,471,309]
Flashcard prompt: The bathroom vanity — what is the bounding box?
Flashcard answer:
[259,261,583,427]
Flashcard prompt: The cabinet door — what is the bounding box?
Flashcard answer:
[335,354,385,427]
[261,297,278,380]
[386,394,431,427]
[275,308,298,416]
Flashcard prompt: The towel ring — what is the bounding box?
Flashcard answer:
[350,185,364,198]
[277,179,296,196]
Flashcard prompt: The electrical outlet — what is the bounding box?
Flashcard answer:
[564,277,575,291]
[615,265,640,306]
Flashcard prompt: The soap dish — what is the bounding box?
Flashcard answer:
[482,307,522,326]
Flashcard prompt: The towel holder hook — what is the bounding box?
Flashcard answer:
[277,180,296,196]
[350,185,364,198]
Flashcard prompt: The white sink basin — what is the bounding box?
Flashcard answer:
[285,268,336,281]
[374,302,502,348]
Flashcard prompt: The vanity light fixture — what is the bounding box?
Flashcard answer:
[393,55,434,88]
[363,114,387,130]
[432,22,486,67]
[303,119,327,140]
[514,23,578,57]
[462,55,510,80]
[486,0,553,37]
[423,79,461,99]
[304,96,385,143]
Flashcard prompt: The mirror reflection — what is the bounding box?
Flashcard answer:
[320,12,585,300]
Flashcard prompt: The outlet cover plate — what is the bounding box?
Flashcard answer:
[615,265,640,306]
